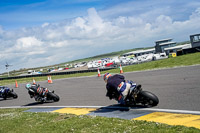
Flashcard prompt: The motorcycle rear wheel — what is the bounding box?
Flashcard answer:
[48,92,59,102]
[138,91,159,107]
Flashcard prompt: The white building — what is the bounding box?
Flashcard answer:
[122,48,155,57]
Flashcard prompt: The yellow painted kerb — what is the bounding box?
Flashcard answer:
[133,112,200,129]
[52,108,97,115]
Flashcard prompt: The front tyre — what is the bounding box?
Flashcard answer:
[138,91,159,107]
[9,92,18,99]
[48,92,59,102]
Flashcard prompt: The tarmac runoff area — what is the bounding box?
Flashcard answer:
[3,106,199,129]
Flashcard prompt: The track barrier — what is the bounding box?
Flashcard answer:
[0,67,115,80]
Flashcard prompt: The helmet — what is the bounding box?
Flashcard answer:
[25,84,31,90]
[103,73,112,82]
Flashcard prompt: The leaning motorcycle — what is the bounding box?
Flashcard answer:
[0,86,18,100]
[29,87,60,103]
[111,83,159,107]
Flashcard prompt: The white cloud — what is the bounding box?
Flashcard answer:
[190,7,200,19]
[87,8,104,29]
[1,4,200,73]
[64,8,108,39]
[16,36,43,49]
[42,22,49,28]
[49,40,69,47]
[114,16,144,27]
[0,26,4,35]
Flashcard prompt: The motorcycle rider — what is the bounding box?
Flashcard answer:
[0,86,7,99]
[25,83,48,102]
[103,73,141,105]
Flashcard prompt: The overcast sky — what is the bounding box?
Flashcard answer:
[0,0,200,73]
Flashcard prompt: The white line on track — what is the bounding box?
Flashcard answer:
[1,106,200,115]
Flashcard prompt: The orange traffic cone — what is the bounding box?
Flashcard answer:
[48,76,53,84]
[97,68,101,77]
[120,64,123,74]
[15,80,18,88]
[33,78,36,84]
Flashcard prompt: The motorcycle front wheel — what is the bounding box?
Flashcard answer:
[138,91,159,107]
[9,91,18,99]
[48,92,60,102]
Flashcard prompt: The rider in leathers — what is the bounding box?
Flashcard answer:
[0,86,8,99]
[25,84,48,102]
[104,73,141,105]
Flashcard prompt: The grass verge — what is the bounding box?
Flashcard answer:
[0,108,200,133]
[0,52,200,86]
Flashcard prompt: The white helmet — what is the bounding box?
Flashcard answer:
[25,84,31,90]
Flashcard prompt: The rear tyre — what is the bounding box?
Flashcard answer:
[48,92,59,102]
[138,91,159,107]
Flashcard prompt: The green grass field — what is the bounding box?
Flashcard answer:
[0,52,200,86]
[0,108,199,133]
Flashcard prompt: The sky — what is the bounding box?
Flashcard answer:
[0,0,200,74]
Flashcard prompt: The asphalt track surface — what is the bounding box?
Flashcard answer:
[1,65,200,112]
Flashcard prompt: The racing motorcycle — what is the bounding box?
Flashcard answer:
[0,86,18,100]
[28,84,60,103]
[111,83,159,107]
[126,85,159,107]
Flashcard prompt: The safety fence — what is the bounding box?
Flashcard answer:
[0,67,115,80]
